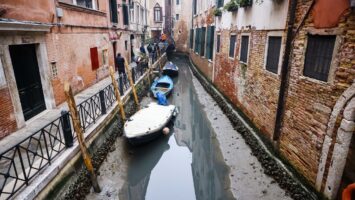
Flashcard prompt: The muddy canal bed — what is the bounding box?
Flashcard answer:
[86,56,292,200]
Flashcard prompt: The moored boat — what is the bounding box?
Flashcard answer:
[150,75,173,98]
[124,102,177,145]
[162,62,179,77]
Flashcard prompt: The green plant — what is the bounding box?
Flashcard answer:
[224,0,239,12]
[237,0,252,7]
[213,8,222,16]
[240,63,247,78]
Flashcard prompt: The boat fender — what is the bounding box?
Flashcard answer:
[162,127,170,135]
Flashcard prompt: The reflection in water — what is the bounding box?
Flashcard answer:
[119,57,233,200]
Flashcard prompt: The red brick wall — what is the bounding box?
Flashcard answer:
[279,0,354,184]
[212,29,282,138]
[0,88,17,139]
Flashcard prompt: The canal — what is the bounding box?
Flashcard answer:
[86,55,292,200]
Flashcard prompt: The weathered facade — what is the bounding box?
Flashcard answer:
[0,0,148,139]
[172,0,192,52]
[188,0,354,199]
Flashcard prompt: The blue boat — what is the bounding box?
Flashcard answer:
[162,62,179,77]
[150,75,173,98]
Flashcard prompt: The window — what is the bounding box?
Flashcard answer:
[206,26,215,60]
[176,14,179,20]
[125,40,128,50]
[216,34,221,53]
[176,0,180,5]
[265,36,282,74]
[193,0,197,15]
[217,0,224,8]
[240,35,249,63]
[229,35,236,58]
[122,3,129,25]
[75,0,97,9]
[304,35,335,81]
[194,28,200,53]
[200,27,206,56]
[190,29,194,49]
[109,0,118,23]
[154,4,162,22]
[102,49,108,66]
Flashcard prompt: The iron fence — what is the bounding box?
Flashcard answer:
[0,66,147,199]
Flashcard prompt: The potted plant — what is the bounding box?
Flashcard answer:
[237,0,252,7]
[213,8,222,16]
[224,0,239,12]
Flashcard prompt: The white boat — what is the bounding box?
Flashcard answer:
[124,102,177,145]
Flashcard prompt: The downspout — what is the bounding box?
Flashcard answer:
[273,0,298,142]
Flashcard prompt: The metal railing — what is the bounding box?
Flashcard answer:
[0,64,151,199]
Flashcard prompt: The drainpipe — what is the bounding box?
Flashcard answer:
[273,0,298,142]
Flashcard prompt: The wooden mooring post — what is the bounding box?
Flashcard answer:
[64,82,101,193]
[109,66,126,121]
[124,57,140,108]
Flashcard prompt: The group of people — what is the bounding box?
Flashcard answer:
[114,33,176,83]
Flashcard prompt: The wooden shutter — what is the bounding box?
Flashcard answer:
[304,35,335,81]
[194,28,199,52]
[229,35,236,58]
[206,26,215,60]
[190,29,194,49]
[123,4,129,25]
[266,36,282,73]
[217,35,220,53]
[200,27,206,56]
[240,36,249,63]
[90,47,99,70]
[110,0,118,23]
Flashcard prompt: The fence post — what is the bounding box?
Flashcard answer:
[109,66,126,121]
[124,57,140,108]
[99,90,107,115]
[61,110,74,148]
[64,82,101,193]
[118,75,124,95]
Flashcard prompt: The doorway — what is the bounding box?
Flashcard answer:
[9,44,46,121]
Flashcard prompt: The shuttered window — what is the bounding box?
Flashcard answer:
[217,0,224,8]
[240,35,249,63]
[216,35,220,53]
[122,4,129,25]
[206,26,215,60]
[229,35,236,58]
[110,0,118,23]
[200,27,206,56]
[304,35,335,81]
[266,36,282,74]
[190,29,194,49]
[194,28,200,53]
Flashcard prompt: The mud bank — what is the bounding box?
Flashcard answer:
[187,54,321,200]
[44,76,152,200]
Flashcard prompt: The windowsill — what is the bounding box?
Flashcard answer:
[154,21,163,23]
[228,57,234,60]
[58,2,106,16]
[208,59,213,63]
[239,61,248,65]
[299,75,330,86]
[264,69,280,78]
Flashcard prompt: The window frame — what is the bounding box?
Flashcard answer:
[229,34,237,59]
[73,0,98,10]
[302,33,338,83]
[154,4,162,22]
[239,33,250,64]
[264,31,284,75]
[216,34,221,53]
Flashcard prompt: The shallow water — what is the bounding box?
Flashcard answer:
[118,57,234,200]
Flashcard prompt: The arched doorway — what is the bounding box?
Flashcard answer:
[316,83,355,199]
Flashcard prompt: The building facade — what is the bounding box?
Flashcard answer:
[188,0,354,199]
[0,0,148,139]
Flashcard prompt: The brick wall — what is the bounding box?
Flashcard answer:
[279,0,354,184]
[0,88,17,139]
[46,32,112,105]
